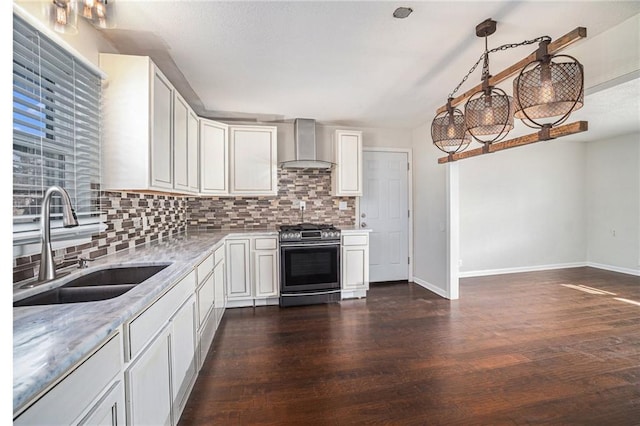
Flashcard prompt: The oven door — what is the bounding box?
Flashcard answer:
[280,242,340,294]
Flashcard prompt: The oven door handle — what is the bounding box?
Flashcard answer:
[280,242,341,248]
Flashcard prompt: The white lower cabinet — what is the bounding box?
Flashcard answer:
[14,332,124,426]
[341,232,370,298]
[226,235,279,307]
[126,295,197,426]
[125,271,197,426]
[213,250,227,326]
[253,237,278,299]
[78,381,125,426]
[126,326,172,426]
[226,238,252,301]
[170,297,197,424]
[198,243,226,369]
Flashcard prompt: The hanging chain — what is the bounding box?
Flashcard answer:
[447,35,552,99]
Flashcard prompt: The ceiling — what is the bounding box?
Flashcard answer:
[102,1,640,131]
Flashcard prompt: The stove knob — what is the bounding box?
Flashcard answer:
[296,232,301,239]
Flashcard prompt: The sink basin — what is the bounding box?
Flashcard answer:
[14,264,170,307]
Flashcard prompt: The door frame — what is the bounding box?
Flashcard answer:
[357,147,414,282]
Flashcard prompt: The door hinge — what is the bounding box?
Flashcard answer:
[408,210,410,218]
[407,162,410,171]
[408,257,410,265]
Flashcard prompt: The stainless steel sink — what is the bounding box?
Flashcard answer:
[14,264,171,307]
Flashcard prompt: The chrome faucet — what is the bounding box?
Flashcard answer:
[38,186,79,282]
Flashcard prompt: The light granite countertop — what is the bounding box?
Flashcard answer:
[13,228,277,414]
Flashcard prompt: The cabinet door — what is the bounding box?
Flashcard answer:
[171,297,197,425]
[200,119,228,194]
[333,130,363,196]
[151,68,173,190]
[197,272,215,328]
[254,251,278,298]
[342,246,369,290]
[229,126,277,195]
[226,239,251,299]
[213,258,226,325]
[188,110,200,192]
[78,381,125,426]
[126,327,172,426]
[173,94,189,192]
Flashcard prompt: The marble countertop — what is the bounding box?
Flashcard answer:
[13,228,277,414]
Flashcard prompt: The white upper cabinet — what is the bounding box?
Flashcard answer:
[188,110,200,193]
[100,54,173,192]
[174,93,199,193]
[229,125,278,196]
[101,54,199,194]
[200,119,229,195]
[173,93,190,192]
[332,130,363,196]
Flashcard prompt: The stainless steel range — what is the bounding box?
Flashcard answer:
[279,223,341,307]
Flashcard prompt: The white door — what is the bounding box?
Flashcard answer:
[360,150,409,282]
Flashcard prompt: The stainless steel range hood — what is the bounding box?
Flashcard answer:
[280,118,334,169]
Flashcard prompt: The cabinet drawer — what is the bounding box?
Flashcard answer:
[128,270,196,360]
[342,234,368,246]
[197,253,214,284]
[254,237,277,250]
[197,273,215,328]
[15,333,122,425]
[214,244,225,265]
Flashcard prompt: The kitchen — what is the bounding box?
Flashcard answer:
[8,1,640,424]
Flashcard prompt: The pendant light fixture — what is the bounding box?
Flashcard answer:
[430,19,587,163]
[82,0,115,29]
[513,39,584,132]
[464,19,514,144]
[431,98,471,156]
[51,0,77,34]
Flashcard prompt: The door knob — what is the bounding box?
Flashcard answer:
[361,213,366,218]
[361,222,367,228]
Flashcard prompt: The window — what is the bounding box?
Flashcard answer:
[13,14,102,245]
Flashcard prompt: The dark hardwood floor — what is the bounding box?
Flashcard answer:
[179,267,640,425]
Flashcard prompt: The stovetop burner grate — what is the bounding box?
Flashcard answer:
[279,223,341,242]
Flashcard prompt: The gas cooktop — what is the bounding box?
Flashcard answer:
[279,223,341,242]
[279,223,338,232]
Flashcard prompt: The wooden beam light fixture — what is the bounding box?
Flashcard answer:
[432,19,587,163]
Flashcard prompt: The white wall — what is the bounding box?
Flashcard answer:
[586,133,640,274]
[458,140,587,276]
[411,123,450,297]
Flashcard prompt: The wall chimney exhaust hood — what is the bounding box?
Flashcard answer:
[280,118,334,169]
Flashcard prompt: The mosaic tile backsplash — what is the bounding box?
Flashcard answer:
[187,169,355,230]
[13,191,188,283]
[13,169,356,283]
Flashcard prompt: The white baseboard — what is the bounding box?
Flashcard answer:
[459,262,588,278]
[226,298,279,308]
[587,262,640,277]
[341,289,367,299]
[412,277,450,299]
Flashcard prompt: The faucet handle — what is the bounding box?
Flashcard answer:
[78,257,95,269]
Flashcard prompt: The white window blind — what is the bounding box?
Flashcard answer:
[13,14,102,242]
